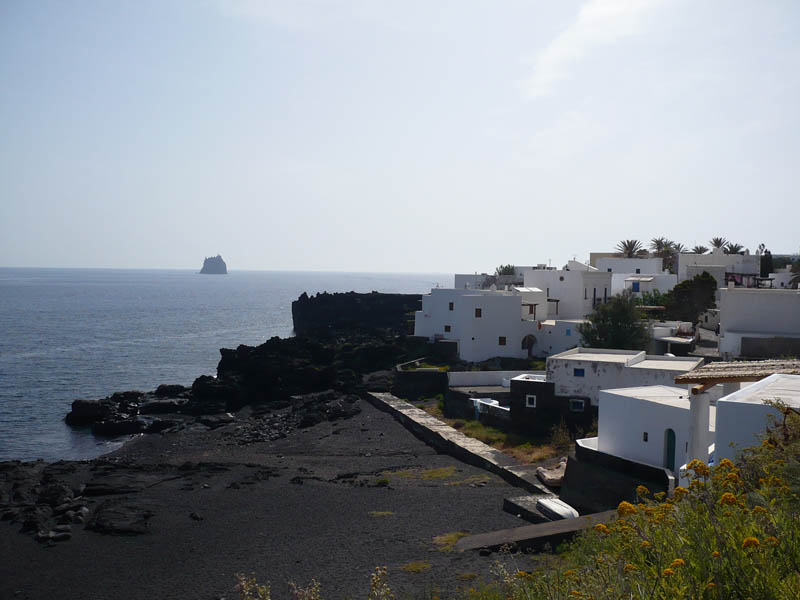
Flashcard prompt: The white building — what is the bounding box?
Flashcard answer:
[524,266,612,320]
[595,385,714,476]
[714,374,800,463]
[677,248,760,284]
[770,269,797,290]
[546,348,709,407]
[596,257,665,275]
[414,287,546,362]
[719,286,800,359]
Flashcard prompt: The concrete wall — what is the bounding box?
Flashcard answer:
[597,388,693,474]
[509,379,597,436]
[715,400,781,464]
[719,288,800,358]
[770,271,796,289]
[448,370,544,387]
[454,274,489,290]
[535,320,583,358]
[622,274,677,297]
[454,294,540,362]
[597,257,664,274]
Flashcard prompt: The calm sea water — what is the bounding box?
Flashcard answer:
[0,268,447,461]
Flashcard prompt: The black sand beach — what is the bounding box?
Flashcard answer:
[1,399,530,600]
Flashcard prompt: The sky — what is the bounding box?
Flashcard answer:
[1,0,798,273]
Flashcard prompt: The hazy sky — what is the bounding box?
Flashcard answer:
[1,0,798,272]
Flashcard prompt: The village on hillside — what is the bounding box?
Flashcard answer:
[398,237,800,526]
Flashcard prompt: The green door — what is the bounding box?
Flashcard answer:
[665,429,676,471]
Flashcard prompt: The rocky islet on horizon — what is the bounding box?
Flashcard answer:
[199,254,227,274]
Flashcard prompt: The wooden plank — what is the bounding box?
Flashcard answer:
[456,510,617,552]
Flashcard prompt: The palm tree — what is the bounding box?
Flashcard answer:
[691,245,709,254]
[616,239,644,258]
[725,242,744,255]
[710,237,728,250]
[672,242,687,254]
[649,237,669,254]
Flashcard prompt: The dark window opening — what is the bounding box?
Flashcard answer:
[643,432,648,442]
[475,308,482,318]
[498,336,506,346]
[444,325,451,332]
[448,302,454,311]
[574,368,585,377]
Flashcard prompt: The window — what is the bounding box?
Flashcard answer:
[565,328,571,337]
[635,268,641,274]
[569,399,585,412]
[448,302,454,311]
[584,288,587,299]
[528,305,534,314]
[525,394,537,408]
[475,308,482,318]
[607,268,612,272]
[498,336,506,346]
[604,288,607,302]
[643,432,649,442]
[632,282,640,293]
[444,325,451,332]
[546,287,549,296]
[573,368,585,377]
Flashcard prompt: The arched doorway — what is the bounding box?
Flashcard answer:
[521,334,537,358]
[664,428,676,471]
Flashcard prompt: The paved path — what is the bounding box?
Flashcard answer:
[367,392,552,495]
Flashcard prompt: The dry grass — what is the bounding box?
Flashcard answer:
[432,531,469,552]
[368,511,394,517]
[399,561,431,573]
[421,407,566,464]
[384,467,458,481]
[457,572,478,581]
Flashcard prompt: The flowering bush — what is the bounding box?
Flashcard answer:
[469,402,800,600]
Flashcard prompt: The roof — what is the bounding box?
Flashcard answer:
[625,276,655,282]
[630,357,699,370]
[675,360,800,385]
[654,335,694,345]
[513,286,543,293]
[718,374,800,407]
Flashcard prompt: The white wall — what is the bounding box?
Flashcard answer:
[535,320,583,357]
[622,274,677,297]
[448,370,545,387]
[770,271,796,289]
[454,274,489,289]
[718,288,800,357]
[524,269,612,319]
[597,257,665,274]
[677,248,760,282]
[598,387,692,474]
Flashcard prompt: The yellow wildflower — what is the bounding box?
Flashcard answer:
[718,458,735,469]
[563,570,576,577]
[640,540,651,549]
[718,492,738,506]
[764,536,780,547]
[706,583,716,590]
[624,563,638,573]
[673,486,689,501]
[742,537,760,550]
[670,559,685,568]
[654,491,666,501]
[594,523,610,535]
[617,501,637,517]
[662,568,675,576]
[753,506,768,515]
[712,551,720,558]
[636,485,650,497]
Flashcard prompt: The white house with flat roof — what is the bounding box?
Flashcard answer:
[677,248,760,283]
[714,374,800,464]
[719,286,800,359]
[595,385,715,477]
[546,348,709,407]
[524,266,612,320]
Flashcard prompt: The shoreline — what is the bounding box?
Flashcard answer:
[1,397,527,599]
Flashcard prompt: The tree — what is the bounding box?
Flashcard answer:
[725,242,745,255]
[710,237,728,249]
[495,264,516,276]
[691,245,709,254]
[578,291,650,350]
[615,239,644,258]
[760,248,773,278]
[663,271,717,322]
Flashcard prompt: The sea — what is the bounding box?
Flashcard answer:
[0,268,448,462]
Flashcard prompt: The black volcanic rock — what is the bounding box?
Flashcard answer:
[291,291,421,336]
[199,255,227,274]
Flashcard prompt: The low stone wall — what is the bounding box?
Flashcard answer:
[741,336,800,358]
[560,440,674,513]
[391,369,448,401]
